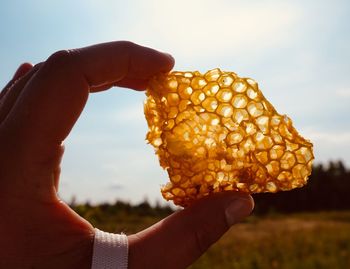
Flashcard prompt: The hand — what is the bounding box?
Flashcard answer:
[0,41,254,269]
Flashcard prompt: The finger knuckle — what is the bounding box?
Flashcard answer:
[45,49,74,69]
[117,40,137,50]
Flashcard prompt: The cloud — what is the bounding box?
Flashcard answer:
[107,183,124,190]
[128,0,302,58]
[112,103,145,124]
[302,129,350,166]
[305,130,350,145]
[336,88,350,98]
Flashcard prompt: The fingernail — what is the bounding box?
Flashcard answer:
[163,52,174,59]
[225,196,254,226]
[163,52,175,63]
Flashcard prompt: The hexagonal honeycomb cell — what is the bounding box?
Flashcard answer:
[144,69,314,207]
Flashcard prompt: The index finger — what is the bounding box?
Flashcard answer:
[76,41,174,90]
[3,41,174,155]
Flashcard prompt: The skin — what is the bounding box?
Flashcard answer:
[0,41,254,269]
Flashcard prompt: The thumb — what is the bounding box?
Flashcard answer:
[128,192,254,269]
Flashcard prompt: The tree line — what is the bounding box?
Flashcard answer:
[71,160,350,217]
[254,160,350,214]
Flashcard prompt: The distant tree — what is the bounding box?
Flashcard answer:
[254,160,350,214]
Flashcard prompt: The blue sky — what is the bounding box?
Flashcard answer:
[1,0,349,204]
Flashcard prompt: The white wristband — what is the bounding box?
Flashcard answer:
[91,228,128,269]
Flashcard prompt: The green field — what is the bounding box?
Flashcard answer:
[189,212,350,269]
[74,204,350,269]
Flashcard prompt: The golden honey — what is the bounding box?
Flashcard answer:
[144,69,314,207]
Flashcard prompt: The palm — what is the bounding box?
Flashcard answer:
[0,63,94,269]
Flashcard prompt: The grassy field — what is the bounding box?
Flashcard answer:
[189,212,350,269]
[76,205,350,269]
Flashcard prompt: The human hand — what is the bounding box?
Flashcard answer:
[0,41,254,269]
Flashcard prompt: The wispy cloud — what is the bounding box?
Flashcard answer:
[107,183,124,190]
[112,103,145,124]
[305,130,350,145]
[336,88,350,98]
[128,0,302,57]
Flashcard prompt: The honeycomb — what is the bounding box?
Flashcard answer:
[144,69,314,207]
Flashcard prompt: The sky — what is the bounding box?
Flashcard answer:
[1,0,349,205]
